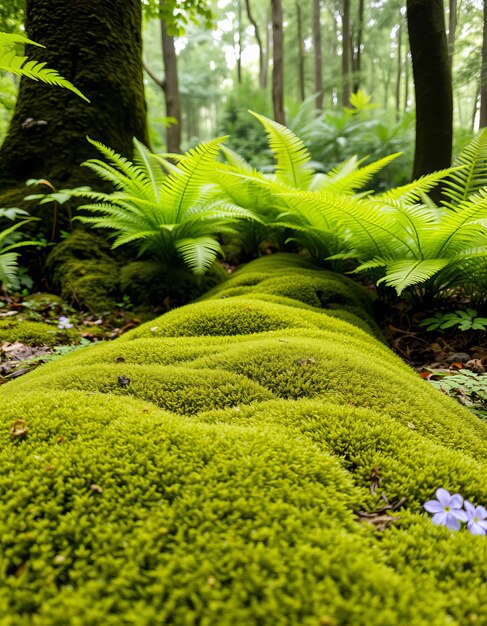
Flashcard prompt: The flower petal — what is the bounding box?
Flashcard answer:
[451,509,468,522]
[436,488,451,506]
[450,493,463,509]
[445,514,461,530]
[467,522,487,536]
[431,512,448,526]
[477,505,487,520]
[424,500,444,513]
[464,500,476,518]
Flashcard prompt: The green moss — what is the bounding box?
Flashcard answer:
[46,230,120,313]
[0,318,79,346]
[120,260,228,307]
[1,252,487,624]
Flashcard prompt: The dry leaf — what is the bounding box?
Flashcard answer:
[10,419,29,439]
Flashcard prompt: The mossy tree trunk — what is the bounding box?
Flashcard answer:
[0,0,149,230]
[407,0,453,179]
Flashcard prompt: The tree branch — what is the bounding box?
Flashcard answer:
[143,60,166,91]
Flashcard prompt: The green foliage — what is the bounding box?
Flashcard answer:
[0,32,88,101]
[428,369,487,420]
[1,254,487,624]
[0,212,41,291]
[77,137,254,275]
[420,309,487,331]
[142,0,213,35]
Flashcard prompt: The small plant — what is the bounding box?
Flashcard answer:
[0,214,41,291]
[24,179,91,240]
[427,369,487,420]
[77,137,255,275]
[420,309,487,331]
[423,488,487,535]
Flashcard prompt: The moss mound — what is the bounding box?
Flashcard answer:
[1,253,487,624]
[120,260,228,307]
[46,230,120,314]
[0,318,79,346]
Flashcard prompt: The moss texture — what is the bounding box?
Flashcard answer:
[0,318,79,346]
[120,260,228,307]
[46,230,120,313]
[1,253,487,624]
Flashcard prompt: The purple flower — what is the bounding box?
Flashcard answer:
[58,316,73,330]
[424,488,468,530]
[464,501,487,536]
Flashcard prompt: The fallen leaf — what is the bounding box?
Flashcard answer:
[117,375,131,388]
[90,484,103,494]
[10,419,29,439]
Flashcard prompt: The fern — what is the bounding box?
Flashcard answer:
[0,31,88,101]
[77,138,256,275]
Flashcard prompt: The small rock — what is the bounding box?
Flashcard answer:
[446,352,471,364]
[117,375,131,388]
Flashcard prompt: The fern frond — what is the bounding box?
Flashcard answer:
[133,138,165,200]
[0,252,21,290]
[442,129,487,206]
[175,236,222,274]
[0,50,89,101]
[379,168,458,205]
[311,153,400,194]
[377,259,450,294]
[250,110,314,189]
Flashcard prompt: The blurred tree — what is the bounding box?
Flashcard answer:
[407,0,453,178]
[272,0,286,124]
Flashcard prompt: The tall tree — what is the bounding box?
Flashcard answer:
[0,0,149,225]
[244,0,267,88]
[352,0,365,93]
[448,0,457,67]
[312,0,324,110]
[407,0,453,178]
[236,0,243,85]
[342,0,351,105]
[480,0,487,127]
[271,0,285,124]
[395,23,403,121]
[296,1,306,101]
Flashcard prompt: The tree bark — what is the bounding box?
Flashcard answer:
[312,0,323,110]
[480,0,487,127]
[296,2,306,101]
[161,2,181,153]
[448,0,457,68]
[271,0,285,124]
[342,0,351,106]
[244,0,266,89]
[407,0,453,179]
[0,0,148,222]
[352,0,364,93]
[236,0,243,85]
[395,24,402,121]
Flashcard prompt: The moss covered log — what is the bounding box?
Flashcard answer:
[1,254,487,624]
[0,0,149,235]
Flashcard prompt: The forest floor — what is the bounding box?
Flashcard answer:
[1,286,486,421]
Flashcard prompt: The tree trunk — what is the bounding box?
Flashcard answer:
[352,0,364,93]
[296,2,306,101]
[404,51,410,111]
[312,0,323,110]
[395,24,402,121]
[407,0,453,179]
[161,2,181,154]
[342,0,351,106]
[236,0,243,85]
[263,9,271,89]
[245,0,266,89]
[472,83,480,131]
[0,0,148,226]
[448,0,457,68]
[271,0,286,124]
[480,0,487,127]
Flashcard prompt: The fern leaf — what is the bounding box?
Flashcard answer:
[442,129,487,206]
[175,236,222,275]
[311,153,400,194]
[379,168,458,205]
[250,110,314,190]
[378,259,450,294]
[0,49,89,101]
